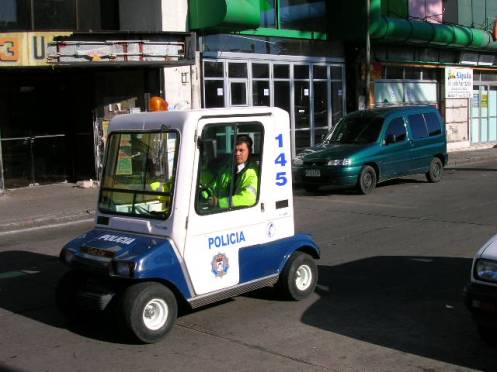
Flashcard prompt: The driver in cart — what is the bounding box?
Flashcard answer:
[201,134,259,209]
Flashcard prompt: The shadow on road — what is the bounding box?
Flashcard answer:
[446,167,497,172]
[0,250,127,343]
[295,177,427,196]
[302,256,497,370]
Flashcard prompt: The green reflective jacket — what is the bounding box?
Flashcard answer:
[210,161,259,209]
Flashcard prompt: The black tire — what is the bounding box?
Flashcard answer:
[55,270,87,322]
[277,251,318,301]
[478,325,497,346]
[426,157,443,183]
[119,282,177,344]
[303,183,319,193]
[357,165,377,194]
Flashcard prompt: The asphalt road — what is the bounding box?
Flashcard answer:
[1,160,497,371]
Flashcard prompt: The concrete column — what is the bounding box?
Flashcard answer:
[161,0,188,32]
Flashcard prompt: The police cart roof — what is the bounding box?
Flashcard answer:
[109,107,286,133]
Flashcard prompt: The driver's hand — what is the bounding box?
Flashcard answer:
[200,190,210,200]
[208,196,218,207]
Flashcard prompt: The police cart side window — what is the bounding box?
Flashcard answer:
[99,131,179,219]
[196,122,263,215]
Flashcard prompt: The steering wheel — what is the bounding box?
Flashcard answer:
[198,184,214,201]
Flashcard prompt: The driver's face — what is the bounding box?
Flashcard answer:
[235,142,250,165]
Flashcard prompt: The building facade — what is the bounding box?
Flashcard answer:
[0,0,194,190]
[331,0,497,151]
[189,0,345,158]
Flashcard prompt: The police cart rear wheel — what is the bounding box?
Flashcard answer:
[277,251,318,300]
[55,270,87,321]
[119,282,177,344]
[426,157,443,183]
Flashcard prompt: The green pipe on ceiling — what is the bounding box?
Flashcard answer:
[189,0,260,31]
[369,0,497,51]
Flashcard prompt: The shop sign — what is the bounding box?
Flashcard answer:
[0,32,71,67]
[445,67,473,99]
[481,92,488,108]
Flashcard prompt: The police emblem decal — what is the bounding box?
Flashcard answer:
[211,253,229,278]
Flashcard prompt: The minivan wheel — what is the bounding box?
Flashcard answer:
[357,165,377,194]
[426,157,443,183]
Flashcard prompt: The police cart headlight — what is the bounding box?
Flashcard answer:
[474,259,497,283]
[111,261,137,277]
[327,159,352,166]
[60,249,75,264]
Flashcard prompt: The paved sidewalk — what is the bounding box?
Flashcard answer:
[0,182,97,233]
[0,147,495,234]
[446,146,497,167]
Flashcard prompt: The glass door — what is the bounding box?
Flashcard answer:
[252,62,270,106]
[481,86,489,143]
[294,64,310,151]
[227,62,248,107]
[471,86,480,143]
[489,87,497,142]
[313,65,329,145]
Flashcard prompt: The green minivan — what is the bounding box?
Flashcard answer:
[293,106,448,194]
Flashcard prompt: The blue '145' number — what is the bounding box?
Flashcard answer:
[275,134,287,186]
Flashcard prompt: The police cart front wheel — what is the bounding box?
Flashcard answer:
[119,282,177,344]
[277,251,318,301]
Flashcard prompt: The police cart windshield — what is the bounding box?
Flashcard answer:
[99,131,179,219]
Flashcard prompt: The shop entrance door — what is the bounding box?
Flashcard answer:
[472,85,497,144]
[202,57,346,156]
[227,61,248,107]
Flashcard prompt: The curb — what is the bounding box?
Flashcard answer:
[0,209,95,233]
[447,155,497,168]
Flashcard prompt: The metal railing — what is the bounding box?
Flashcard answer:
[0,134,68,188]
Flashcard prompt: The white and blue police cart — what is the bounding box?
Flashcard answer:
[56,107,320,343]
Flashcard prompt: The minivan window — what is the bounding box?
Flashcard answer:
[407,114,429,139]
[385,117,407,142]
[424,112,442,136]
[325,114,384,144]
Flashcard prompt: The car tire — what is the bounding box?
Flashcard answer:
[303,183,319,193]
[55,270,87,322]
[119,282,177,344]
[277,251,318,301]
[426,157,443,183]
[357,165,377,194]
[478,325,497,345]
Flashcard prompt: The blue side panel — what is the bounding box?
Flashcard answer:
[135,240,192,300]
[63,228,192,300]
[238,233,319,283]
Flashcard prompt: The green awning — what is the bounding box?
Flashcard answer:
[189,0,261,31]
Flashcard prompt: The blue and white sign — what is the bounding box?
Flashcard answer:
[445,67,473,99]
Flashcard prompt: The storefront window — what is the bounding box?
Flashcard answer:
[261,0,277,28]
[34,0,76,30]
[202,58,345,155]
[280,0,326,32]
[0,0,30,31]
[0,0,119,31]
